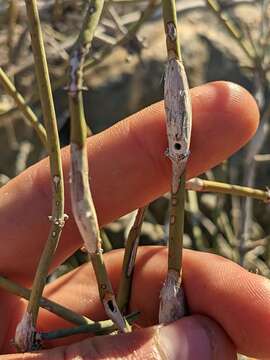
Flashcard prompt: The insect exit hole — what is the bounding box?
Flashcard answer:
[174,143,181,150]
[107,300,116,313]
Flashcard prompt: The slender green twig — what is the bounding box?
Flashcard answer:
[68,0,105,95]
[186,178,270,203]
[206,0,255,62]
[68,0,130,333]
[159,0,191,324]
[0,68,47,147]
[167,175,186,271]
[0,276,92,326]
[15,0,67,352]
[41,312,139,341]
[117,207,146,313]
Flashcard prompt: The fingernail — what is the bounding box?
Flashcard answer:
[158,317,212,360]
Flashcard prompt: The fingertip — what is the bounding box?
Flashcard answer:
[187,81,260,178]
[194,81,258,130]
[221,81,259,137]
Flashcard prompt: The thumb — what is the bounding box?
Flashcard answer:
[3,315,236,359]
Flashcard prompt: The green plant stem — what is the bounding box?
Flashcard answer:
[25,0,66,324]
[69,0,105,95]
[0,275,138,339]
[161,1,187,272]
[0,67,47,147]
[41,312,139,341]
[168,174,185,272]
[68,0,130,333]
[159,0,191,324]
[206,0,255,62]
[15,0,67,352]
[117,207,146,313]
[0,276,92,326]
[185,178,270,203]
[161,0,181,60]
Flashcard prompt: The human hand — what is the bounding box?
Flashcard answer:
[0,81,269,359]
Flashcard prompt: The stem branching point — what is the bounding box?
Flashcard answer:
[0,68,47,148]
[186,178,270,203]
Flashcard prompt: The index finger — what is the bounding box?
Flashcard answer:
[0,81,259,283]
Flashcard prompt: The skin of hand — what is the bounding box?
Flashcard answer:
[0,81,269,359]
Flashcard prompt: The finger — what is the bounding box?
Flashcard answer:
[5,247,269,358]
[131,248,270,359]
[1,316,236,359]
[0,82,259,282]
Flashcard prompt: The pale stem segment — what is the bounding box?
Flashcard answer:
[68,0,130,333]
[186,178,270,203]
[15,0,67,352]
[159,0,191,324]
[117,207,146,313]
[0,67,47,148]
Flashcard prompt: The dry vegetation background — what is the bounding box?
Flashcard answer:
[0,1,269,358]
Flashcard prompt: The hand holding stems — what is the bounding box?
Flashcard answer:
[3,0,265,348]
[0,5,266,353]
[0,81,270,358]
